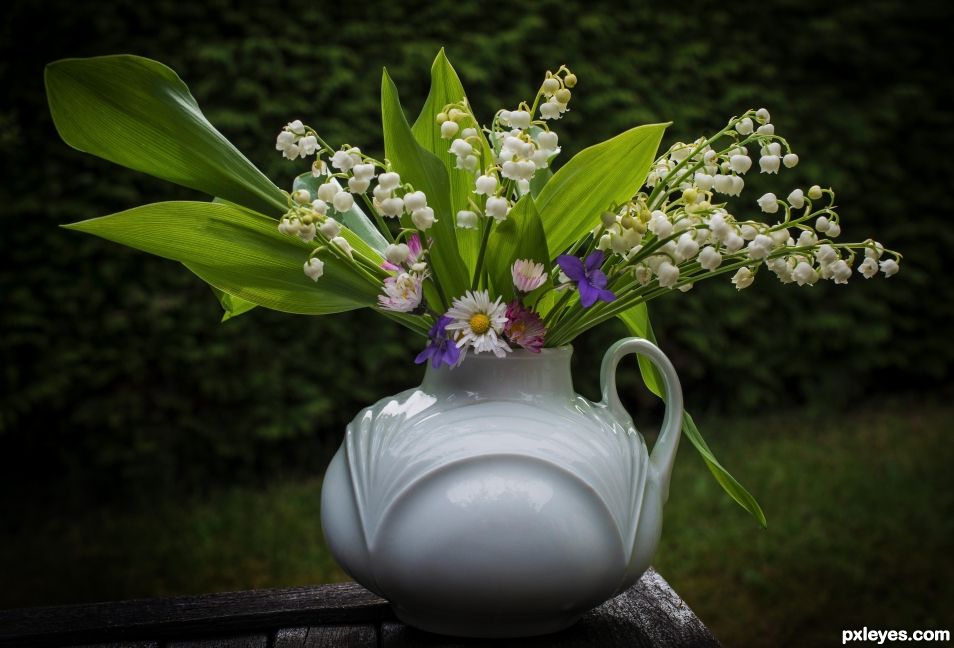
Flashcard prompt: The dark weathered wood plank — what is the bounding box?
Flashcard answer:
[167,635,268,648]
[0,582,390,648]
[379,569,720,648]
[274,625,377,648]
[66,643,159,648]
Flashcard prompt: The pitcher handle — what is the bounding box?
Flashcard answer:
[600,337,684,490]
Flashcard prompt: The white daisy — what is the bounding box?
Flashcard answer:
[445,290,511,357]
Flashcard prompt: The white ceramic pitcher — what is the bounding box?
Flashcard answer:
[321,338,683,637]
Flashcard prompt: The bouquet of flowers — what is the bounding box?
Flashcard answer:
[45,50,899,525]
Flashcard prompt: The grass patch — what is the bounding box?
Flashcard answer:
[2,401,951,647]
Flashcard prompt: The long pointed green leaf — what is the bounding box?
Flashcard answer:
[209,285,258,321]
[381,69,469,304]
[537,123,668,258]
[64,201,377,314]
[487,195,549,303]
[618,303,767,527]
[410,49,490,273]
[45,55,285,216]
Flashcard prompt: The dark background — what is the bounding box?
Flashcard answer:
[2,0,952,644]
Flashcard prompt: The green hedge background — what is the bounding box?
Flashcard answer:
[1,0,951,509]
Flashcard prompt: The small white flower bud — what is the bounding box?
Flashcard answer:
[475,174,498,196]
[766,142,782,157]
[815,216,831,233]
[759,155,781,174]
[317,182,340,202]
[729,154,752,174]
[403,191,428,212]
[542,77,560,95]
[411,262,428,273]
[808,185,824,200]
[736,117,754,135]
[793,261,819,286]
[485,196,510,221]
[657,261,680,288]
[449,138,473,157]
[747,234,775,260]
[332,191,354,212]
[830,259,852,284]
[858,257,879,278]
[649,210,673,238]
[724,233,745,253]
[757,124,775,136]
[299,135,318,156]
[755,108,771,123]
[815,244,837,266]
[879,258,899,277]
[699,246,722,271]
[311,199,328,215]
[509,110,532,129]
[319,218,341,239]
[757,193,779,214]
[865,242,884,260]
[348,176,370,194]
[331,236,353,258]
[411,206,436,230]
[783,153,799,168]
[537,131,559,151]
[796,230,818,248]
[694,172,715,191]
[380,197,405,218]
[303,257,324,281]
[331,150,356,171]
[787,188,805,209]
[740,224,758,240]
[352,163,375,182]
[458,155,479,171]
[712,174,733,194]
[292,189,311,204]
[456,210,478,229]
[385,243,410,264]
[675,232,699,261]
[298,223,316,242]
[440,120,460,139]
[827,222,841,237]
[373,184,392,202]
[378,172,401,191]
[731,267,755,290]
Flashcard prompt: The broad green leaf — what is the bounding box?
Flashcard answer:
[292,173,389,252]
[410,49,491,273]
[64,201,378,314]
[45,55,285,216]
[529,167,552,198]
[209,285,258,322]
[381,69,470,305]
[618,303,767,527]
[487,195,549,302]
[537,123,668,258]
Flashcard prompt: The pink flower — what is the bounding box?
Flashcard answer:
[504,301,547,352]
[511,258,548,294]
[378,273,423,312]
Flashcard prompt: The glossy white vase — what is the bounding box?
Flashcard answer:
[321,338,684,637]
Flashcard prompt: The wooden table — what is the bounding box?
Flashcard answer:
[0,568,719,647]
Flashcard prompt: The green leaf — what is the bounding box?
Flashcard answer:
[410,49,491,273]
[487,195,549,302]
[64,201,378,314]
[209,285,258,322]
[292,173,389,252]
[45,55,285,216]
[381,68,469,305]
[537,123,669,258]
[529,167,552,198]
[617,303,767,528]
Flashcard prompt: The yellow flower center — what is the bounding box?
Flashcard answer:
[469,313,491,335]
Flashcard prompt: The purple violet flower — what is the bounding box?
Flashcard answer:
[415,316,461,368]
[555,250,617,308]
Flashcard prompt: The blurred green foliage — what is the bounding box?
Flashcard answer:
[1,0,951,498]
